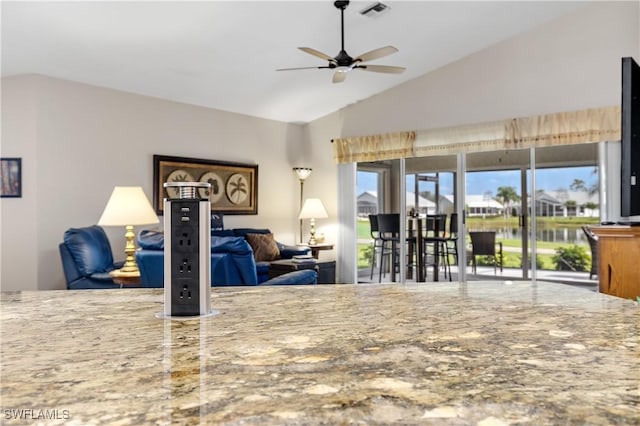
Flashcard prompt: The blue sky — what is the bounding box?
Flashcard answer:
[357,166,598,197]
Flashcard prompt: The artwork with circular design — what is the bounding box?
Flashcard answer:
[226,173,249,205]
[154,155,257,215]
[198,172,224,203]
[165,170,195,198]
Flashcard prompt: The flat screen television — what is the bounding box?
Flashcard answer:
[620,56,640,219]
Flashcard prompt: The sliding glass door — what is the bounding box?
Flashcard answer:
[354,144,600,284]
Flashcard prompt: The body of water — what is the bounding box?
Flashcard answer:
[472,226,588,244]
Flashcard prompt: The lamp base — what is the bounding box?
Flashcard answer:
[109,268,140,286]
[307,218,317,245]
[120,224,139,273]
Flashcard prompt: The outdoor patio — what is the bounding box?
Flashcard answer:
[359,263,599,290]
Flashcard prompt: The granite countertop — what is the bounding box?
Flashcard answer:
[1,282,638,425]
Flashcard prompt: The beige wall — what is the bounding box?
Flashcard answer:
[1,76,337,291]
[1,76,39,290]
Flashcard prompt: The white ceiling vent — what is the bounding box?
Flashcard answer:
[360,2,390,18]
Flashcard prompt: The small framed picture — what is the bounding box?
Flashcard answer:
[0,158,22,198]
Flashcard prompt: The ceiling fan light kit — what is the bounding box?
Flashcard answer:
[277,0,405,83]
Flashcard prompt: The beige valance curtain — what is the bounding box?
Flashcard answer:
[413,119,513,157]
[332,131,416,163]
[333,106,620,163]
[510,106,620,148]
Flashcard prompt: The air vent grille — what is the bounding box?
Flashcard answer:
[360,2,389,17]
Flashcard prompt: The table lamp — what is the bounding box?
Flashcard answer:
[299,198,328,245]
[98,186,159,274]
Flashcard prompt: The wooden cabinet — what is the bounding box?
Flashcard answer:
[591,226,640,300]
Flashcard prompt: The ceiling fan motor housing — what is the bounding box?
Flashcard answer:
[335,50,355,66]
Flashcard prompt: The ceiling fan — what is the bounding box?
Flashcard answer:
[277,0,406,83]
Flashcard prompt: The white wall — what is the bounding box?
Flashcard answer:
[324,1,639,137]
[1,75,338,291]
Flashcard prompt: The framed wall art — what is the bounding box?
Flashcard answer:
[153,155,258,215]
[0,158,22,198]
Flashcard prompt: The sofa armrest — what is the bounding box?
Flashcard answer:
[278,243,310,259]
[59,243,82,285]
[261,269,317,285]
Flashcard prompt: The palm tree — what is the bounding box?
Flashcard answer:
[496,186,520,218]
[570,179,587,192]
[588,167,599,197]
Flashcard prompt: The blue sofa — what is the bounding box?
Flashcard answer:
[211,228,310,282]
[135,229,314,287]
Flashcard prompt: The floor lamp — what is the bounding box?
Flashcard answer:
[293,167,312,244]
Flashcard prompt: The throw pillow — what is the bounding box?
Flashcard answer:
[245,233,280,262]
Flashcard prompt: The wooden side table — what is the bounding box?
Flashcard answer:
[109,269,141,288]
[306,243,334,259]
[269,259,336,284]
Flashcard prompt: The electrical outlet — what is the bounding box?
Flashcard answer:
[169,200,201,316]
[163,182,212,318]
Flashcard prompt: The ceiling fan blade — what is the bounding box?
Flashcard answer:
[276,66,330,71]
[355,46,398,63]
[299,47,335,62]
[359,64,406,74]
[332,71,347,83]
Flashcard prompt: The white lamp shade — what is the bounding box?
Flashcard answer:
[98,186,159,226]
[299,198,328,220]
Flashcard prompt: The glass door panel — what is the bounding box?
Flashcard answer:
[356,161,395,283]
[405,155,458,282]
[466,149,530,280]
[532,144,600,283]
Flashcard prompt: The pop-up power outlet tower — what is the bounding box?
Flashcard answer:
[162,182,212,317]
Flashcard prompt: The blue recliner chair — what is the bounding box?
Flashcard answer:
[59,225,124,289]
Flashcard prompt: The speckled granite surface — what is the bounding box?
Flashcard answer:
[1,282,638,425]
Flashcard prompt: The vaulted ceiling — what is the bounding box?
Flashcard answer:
[1,1,586,123]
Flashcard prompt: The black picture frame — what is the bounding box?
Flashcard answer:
[0,158,22,198]
[153,155,258,215]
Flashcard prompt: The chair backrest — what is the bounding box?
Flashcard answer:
[449,213,458,236]
[377,213,400,238]
[62,225,116,276]
[581,225,597,246]
[469,231,497,256]
[426,214,446,237]
[368,214,380,238]
[581,225,598,268]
